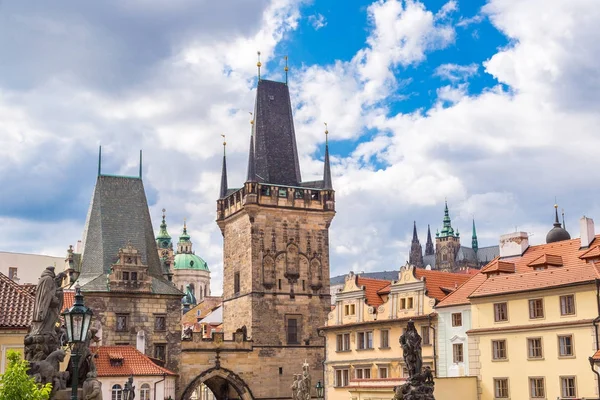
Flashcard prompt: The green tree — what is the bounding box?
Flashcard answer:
[0,350,52,400]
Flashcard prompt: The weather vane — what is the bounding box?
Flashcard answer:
[257,51,262,80]
[284,55,289,84]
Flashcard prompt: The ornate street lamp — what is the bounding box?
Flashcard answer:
[62,285,94,400]
[315,381,324,399]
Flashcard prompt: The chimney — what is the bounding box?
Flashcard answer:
[580,216,595,248]
[499,231,529,258]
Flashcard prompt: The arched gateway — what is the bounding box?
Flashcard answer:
[181,367,254,400]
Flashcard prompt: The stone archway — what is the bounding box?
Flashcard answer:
[181,367,254,400]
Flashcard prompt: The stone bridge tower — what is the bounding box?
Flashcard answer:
[180,78,335,400]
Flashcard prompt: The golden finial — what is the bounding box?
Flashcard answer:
[221,133,226,147]
[257,51,262,80]
[324,122,329,144]
[162,208,166,219]
[284,55,289,84]
[249,111,254,125]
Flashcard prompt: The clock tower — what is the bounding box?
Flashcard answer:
[156,209,175,282]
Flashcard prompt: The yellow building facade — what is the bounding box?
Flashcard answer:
[460,222,600,400]
[322,265,470,400]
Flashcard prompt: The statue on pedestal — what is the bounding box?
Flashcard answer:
[82,371,103,400]
[292,361,311,400]
[393,320,435,400]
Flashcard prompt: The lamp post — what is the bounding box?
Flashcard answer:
[62,285,94,400]
[315,381,324,400]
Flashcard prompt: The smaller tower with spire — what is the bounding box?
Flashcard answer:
[435,201,461,272]
[156,209,174,282]
[471,219,479,254]
[425,225,434,256]
[323,123,333,190]
[173,220,211,303]
[220,135,228,198]
[409,221,424,267]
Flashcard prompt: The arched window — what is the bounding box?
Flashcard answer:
[112,384,122,400]
[140,383,151,400]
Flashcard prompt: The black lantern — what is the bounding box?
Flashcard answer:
[315,381,324,399]
[62,285,93,400]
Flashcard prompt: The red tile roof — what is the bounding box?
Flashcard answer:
[63,290,75,311]
[94,346,176,377]
[580,245,600,259]
[527,254,563,268]
[0,272,34,329]
[437,235,600,307]
[356,277,391,306]
[414,269,471,301]
[481,259,514,274]
[181,296,222,326]
[592,350,600,361]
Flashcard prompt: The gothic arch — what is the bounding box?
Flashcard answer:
[181,367,254,400]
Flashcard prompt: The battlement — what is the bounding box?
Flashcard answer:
[181,331,253,352]
[217,182,335,221]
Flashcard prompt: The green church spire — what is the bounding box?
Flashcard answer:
[156,208,172,249]
[439,200,456,237]
[472,219,478,253]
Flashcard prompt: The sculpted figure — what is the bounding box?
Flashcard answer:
[182,325,194,340]
[31,267,60,335]
[82,371,103,400]
[399,320,422,378]
[30,349,67,395]
[291,374,299,400]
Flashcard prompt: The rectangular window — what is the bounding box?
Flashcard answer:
[357,331,373,350]
[379,366,388,379]
[278,279,282,290]
[343,333,350,350]
[407,297,414,309]
[492,340,507,360]
[336,333,350,351]
[345,304,356,316]
[335,369,349,387]
[452,343,463,363]
[527,338,543,359]
[451,313,462,327]
[278,188,287,198]
[154,344,166,361]
[528,299,544,319]
[131,271,138,281]
[529,377,545,398]
[286,317,299,344]
[154,315,166,331]
[116,314,128,332]
[234,272,240,295]
[355,367,371,379]
[302,280,305,291]
[558,335,574,357]
[122,271,129,281]
[400,298,406,309]
[560,295,575,315]
[561,376,577,398]
[494,302,508,322]
[8,267,17,280]
[494,378,509,398]
[421,326,430,345]
[380,330,389,348]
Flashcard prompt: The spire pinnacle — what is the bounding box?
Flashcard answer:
[219,134,228,198]
[425,224,434,256]
[554,203,561,227]
[284,55,289,85]
[246,120,257,182]
[139,149,143,179]
[322,122,332,190]
[412,221,418,242]
[472,218,478,253]
[98,145,102,176]
[156,208,172,245]
[562,208,566,229]
[257,51,262,81]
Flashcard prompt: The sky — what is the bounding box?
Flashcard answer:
[1,0,600,295]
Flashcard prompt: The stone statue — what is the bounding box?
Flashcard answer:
[30,267,62,336]
[123,375,135,400]
[82,371,103,400]
[30,349,69,395]
[393,320,435,400]
[293,361,311,400]
[291,374,299,400]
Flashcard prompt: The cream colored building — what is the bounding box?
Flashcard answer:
[439,215,600,400]
[0,251,64,285]
[322,265,471,400]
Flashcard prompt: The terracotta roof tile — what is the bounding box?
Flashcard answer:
[63,290,75,311]
[580,245,600,259]
[593,350,600,360]
[414,269,471,301]
[94,346,176,377]
[438,235,600,306]
[356,277,392,307]
[181,296,222,326]
[481,259,515,274]
[0,272,34,329]
[527,254,563,268]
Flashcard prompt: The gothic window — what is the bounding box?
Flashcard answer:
[116,314,128,332]
[154,344,166,361]
[234,272,240,295]
[112,385,123,400]
[155,315,166,332]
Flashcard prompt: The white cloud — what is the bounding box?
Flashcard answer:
[434,63,479,82]
[456,14,484,28]
[308,13,327,30]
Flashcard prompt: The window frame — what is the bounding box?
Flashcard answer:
[493,302,508,322]
[234,271,241,295]
[528,298,544,319]
[336,333,351,352]
[558,334,574,358]
[112,384,123,400]
[421,326,431,346]
[154,344,166,361]
[140,383,151,400]
[154,315,167,332]
[527,337,544,360]
[116,314,129,332]
[378,364,389,379]
[354,366,371,380]
[380,329,390,349]
[451,312,462,327]
[491,339,507,361]
[560,376,577,398]
[357,330,374,350]
[452,343,464,363]
[528,377,545,398]
[493,378,509,399]
[285,315,301,344]
[334,368,349,387]
[560,294,576,316]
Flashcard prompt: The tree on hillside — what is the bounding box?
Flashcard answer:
[0,350,52,400]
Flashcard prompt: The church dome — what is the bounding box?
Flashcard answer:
[174,253,209,271]
[546,205,571,244]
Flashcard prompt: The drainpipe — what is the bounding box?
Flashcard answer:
[318,329,327,400]
[154,372,167,400]
[428,314,437,378]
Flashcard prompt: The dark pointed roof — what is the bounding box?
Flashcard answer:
[546,205,571,243]
[322,138,332,190]
[412,221,419,243]
[251,79,301,186]
[472,219,478,253]
[246,131,257,182]
[219,145,228,198]
[425,224,434,256]
[77,175,181,295]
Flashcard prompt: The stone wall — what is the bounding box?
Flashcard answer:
[84,292,181,375]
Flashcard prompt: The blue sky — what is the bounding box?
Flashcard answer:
[1,0,600,294]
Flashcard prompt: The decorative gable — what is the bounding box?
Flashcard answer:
[527,253,563,270]
[108,243,152,292]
